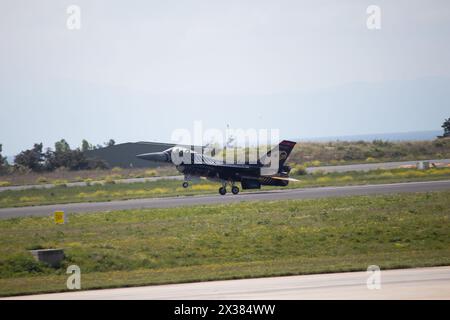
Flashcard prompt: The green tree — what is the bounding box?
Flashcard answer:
[81,139,93,152]
[14,143,45,172]
[442,117,450,137]
[104,139,116,147]
[46,138,93,170]
[0,144,8,173]
[55,139,71,153]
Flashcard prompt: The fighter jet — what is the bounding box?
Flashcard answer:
[136,140,298,195]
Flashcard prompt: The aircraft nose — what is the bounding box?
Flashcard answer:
[136,152,169,162]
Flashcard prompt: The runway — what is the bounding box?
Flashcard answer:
[1,180,450,219]
[6,266,450,300]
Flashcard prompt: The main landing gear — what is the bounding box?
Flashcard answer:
[218,182,240,195]
[181,179,240,195]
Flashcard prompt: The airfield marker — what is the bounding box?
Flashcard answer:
[54,210,65,224]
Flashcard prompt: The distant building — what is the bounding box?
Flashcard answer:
[84,142,175,168]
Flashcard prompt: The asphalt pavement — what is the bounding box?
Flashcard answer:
[1,180,449,219]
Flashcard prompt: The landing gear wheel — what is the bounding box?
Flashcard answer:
[182,182,189,188]
[231,186,240,195]
[219,187,227,195]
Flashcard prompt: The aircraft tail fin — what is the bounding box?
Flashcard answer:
[259,140,296,171]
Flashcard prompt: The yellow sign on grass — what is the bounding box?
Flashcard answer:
[54,211,65,224]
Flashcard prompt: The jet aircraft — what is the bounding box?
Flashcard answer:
[137,140,297,195]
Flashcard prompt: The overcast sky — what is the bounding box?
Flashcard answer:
[1,0,450,155]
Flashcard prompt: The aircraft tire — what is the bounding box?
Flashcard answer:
[219,187,227,195]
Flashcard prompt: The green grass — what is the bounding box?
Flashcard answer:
[1,167,450,208]
[0,166,179,187]
[0,191,449,296]
[294,167,450,186]
[288,139,450,166]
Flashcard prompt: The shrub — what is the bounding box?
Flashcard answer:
[316,177,331,183]
[0,181,11,187]
[380,171,394,178]
[150,187,170,194]
[52,179,68,187]
[337,175,354,182]
[112,167,123,173]
[291,165,307,176]
[343,147,365,161]
[310,160,321,167]
[0,255,46,277]
[36,177,48,184]
[104,176,116,184]
[145,169,158,177]
[92,190,108,197]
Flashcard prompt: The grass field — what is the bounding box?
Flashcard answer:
[0,191,449,296]
[1,167,450,208]
[288,139,450,166]
[0,166,178,187]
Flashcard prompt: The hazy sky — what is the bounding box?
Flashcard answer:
[1,0,450,155]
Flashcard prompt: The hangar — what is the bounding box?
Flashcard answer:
[84,141,175,168]
[84,141,209,168]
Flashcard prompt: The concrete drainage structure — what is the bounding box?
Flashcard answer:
[30,249,64,267]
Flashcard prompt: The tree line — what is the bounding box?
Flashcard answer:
[0,139,116,174]
[1,118,449,174]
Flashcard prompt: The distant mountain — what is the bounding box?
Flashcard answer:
[298,130,442,142]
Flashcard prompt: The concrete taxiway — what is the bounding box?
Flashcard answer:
[6,266,450,300]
